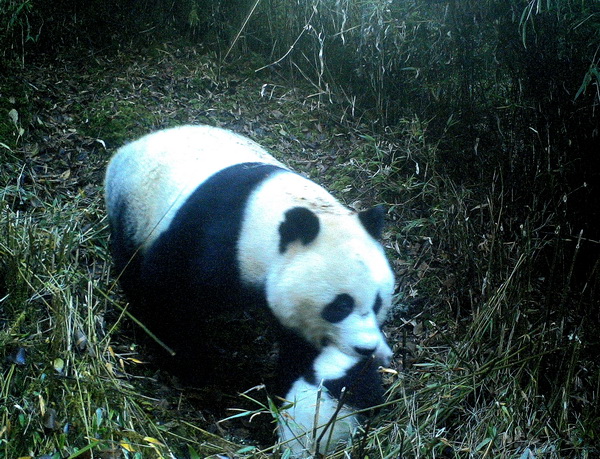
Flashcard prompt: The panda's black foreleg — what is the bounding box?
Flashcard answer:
[272,329,320,397]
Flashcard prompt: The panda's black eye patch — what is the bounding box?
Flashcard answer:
[373,294,382,314]
[321,294,355,323]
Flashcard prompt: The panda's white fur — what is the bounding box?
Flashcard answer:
[105,124,394,363]
[278,345,382,457]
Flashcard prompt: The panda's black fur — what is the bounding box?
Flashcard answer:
[128,163,282,307]
[317,355,384,410]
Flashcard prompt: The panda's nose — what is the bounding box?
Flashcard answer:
[354,345,377,357]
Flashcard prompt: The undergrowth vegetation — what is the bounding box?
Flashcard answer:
[1,0,599,457]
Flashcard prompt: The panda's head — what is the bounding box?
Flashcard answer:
[267,206,394,364]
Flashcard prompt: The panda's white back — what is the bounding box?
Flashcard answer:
[104,124,285,250]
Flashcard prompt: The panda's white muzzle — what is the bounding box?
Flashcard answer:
[337,313,393,366]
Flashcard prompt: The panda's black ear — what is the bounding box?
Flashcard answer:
[358,205,385,240]
[279,207,320,253]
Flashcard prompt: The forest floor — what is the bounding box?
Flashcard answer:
[1,41,430,457]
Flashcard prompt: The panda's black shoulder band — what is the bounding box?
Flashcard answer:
[279,207,320,253]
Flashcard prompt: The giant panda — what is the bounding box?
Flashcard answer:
[105,124,395,451]
[278,343,386,457]
[105,125,395,372]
